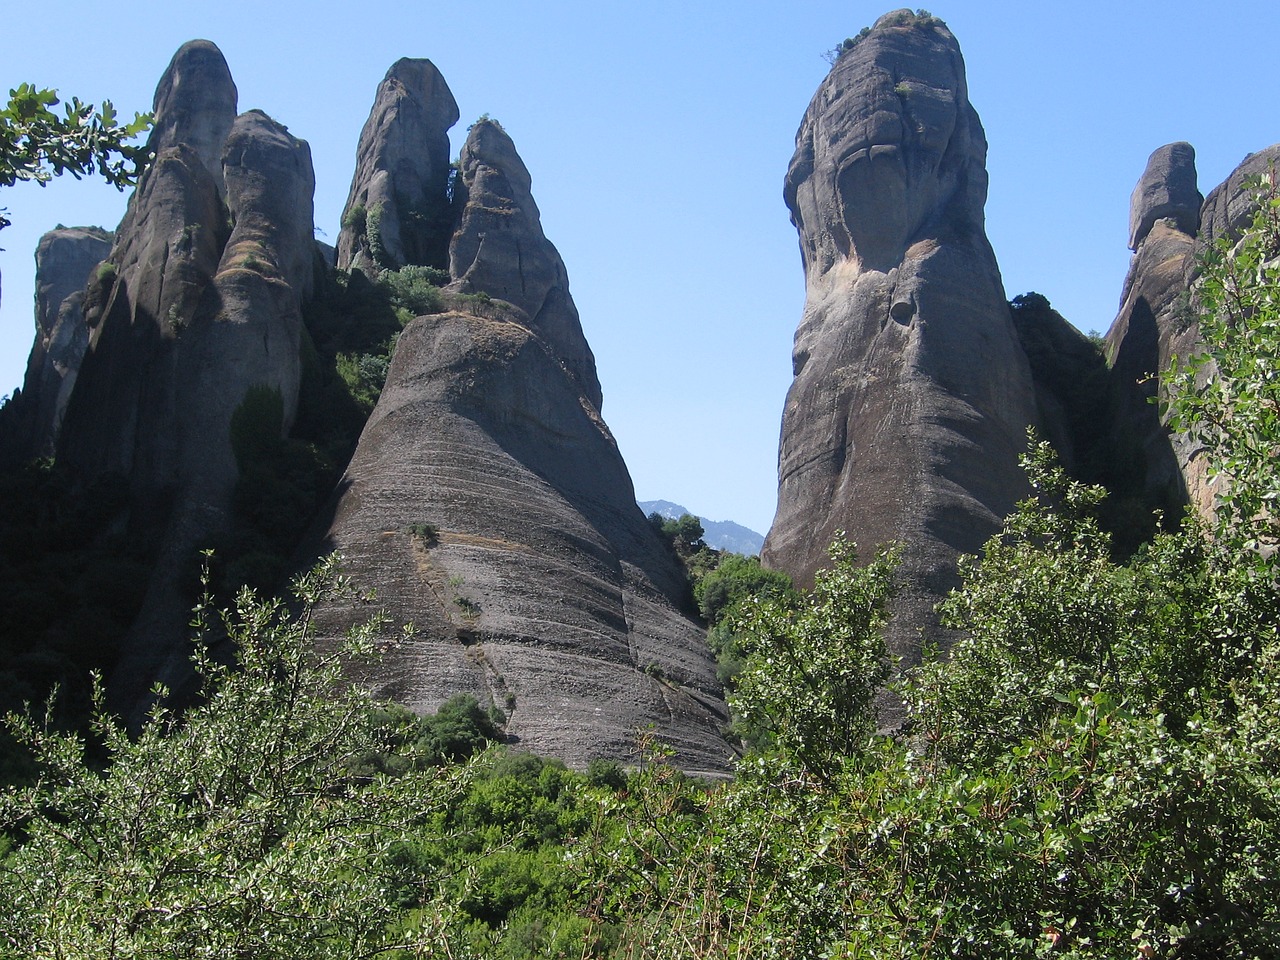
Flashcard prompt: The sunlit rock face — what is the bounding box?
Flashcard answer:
[316,102,730,773]
[764,11,1040,699]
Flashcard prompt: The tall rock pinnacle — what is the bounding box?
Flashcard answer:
[763,11,1040,688]
[51,41,319,712]
[336,58,459,274]
[1105,141,1280,521]
[448,119,603,411]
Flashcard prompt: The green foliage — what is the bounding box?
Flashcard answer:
[0,83,151,230]
[340,201,365,231]
[366,201,389,267]
[1166,170,1280,559]
[406,521,439,544]
[335,349,391,412]
[228,383,284,470]
[378,263,447,317]
[730,535,896,778]
[696,554,795,626]
[0,556,464,957]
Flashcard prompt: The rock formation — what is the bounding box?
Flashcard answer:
[0,227,112,462]
[1104,142,1280,521]
[1103,143,1204,519]
[448,119,603,411]
[336,58,459,275]
[316,116,729,772]
[763,11,1040,683]
[49,40,319,710]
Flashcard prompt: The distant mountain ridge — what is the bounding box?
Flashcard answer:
[638,500,765,555]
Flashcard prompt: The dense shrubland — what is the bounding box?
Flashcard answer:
[3,182,1280,957]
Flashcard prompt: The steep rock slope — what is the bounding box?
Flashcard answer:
[1104,141,1280,520]
[763,11,1039,677]
[318,116,730,772]
[336,58,459,275]
[0,227,113,462]
[50,40,319,709]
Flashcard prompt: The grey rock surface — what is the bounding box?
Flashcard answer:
[315,299,732,773]
[336,58,459,275]
[763,12,1040,692]
[1105,141,1280,521]
[0,227,112,462]
[149,40,238,196]
[51,41,318,713]
[449,120,603,411]
[1129,142,1201,250]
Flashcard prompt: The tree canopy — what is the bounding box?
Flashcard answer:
[0,83,151,231]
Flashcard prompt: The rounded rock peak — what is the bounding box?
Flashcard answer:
[150,39,239,187]
[1129,141,1201,250]
[382,57,460,129]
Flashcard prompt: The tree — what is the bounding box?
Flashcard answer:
[729,535,896,780]
[1166,170,1280,560]
[0,83,151,231]
[0,556,462,957]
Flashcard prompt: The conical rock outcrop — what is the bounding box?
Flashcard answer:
[318,113,728,771]
[763,11,1040,689]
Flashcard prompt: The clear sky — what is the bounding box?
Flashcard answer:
[2,1,1277,535]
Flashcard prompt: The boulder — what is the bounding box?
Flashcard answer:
[763,11,1040,699]
[336,58,459,275]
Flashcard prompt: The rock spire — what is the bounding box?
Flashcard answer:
[763,11,1041,691]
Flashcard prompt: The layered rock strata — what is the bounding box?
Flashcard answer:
[318,115,729,771]
[763,11,1041,686]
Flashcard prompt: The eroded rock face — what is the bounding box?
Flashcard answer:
[336,58,459,275]
[1105,141,1280,520]
[763,12,1040,688]
[149,40,239,195]
[0,227,112,462]
[1129,142,1201,250]
[449,120,603,411]
[316,299,731,772]
[49,41,318,712]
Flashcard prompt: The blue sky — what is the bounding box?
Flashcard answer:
[3,1,1278,535]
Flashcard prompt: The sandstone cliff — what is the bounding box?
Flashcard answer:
[1104,141,1280,522]
[0,227,113,462]
[763,11,1040,682]
[317,113,728,771]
